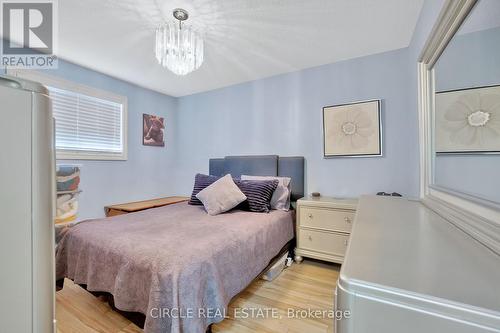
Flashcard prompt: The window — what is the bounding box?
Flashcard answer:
[49,86,126,159]
[9,70,128,160]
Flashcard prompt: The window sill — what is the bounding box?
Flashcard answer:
[56,151,127,161]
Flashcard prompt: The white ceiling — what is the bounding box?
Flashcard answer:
[58,0,424,97]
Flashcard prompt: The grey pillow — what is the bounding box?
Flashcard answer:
[196,174,247,216]
[241,175,292,211]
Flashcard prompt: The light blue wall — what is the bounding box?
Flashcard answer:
[174,47,419,199]
[435,27,500,91]
[41,60,178,220]
[171,0,450,201]
[3,1,451,217]
[434,26,500,202]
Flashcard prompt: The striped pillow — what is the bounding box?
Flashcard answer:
[189,174,220,205]
[234,179,279,213]
[189,174,278,213]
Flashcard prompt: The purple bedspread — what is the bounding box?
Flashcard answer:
[55,202,294,333]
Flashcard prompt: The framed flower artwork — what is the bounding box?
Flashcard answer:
[435,85,500,154]
[322,100,382,157]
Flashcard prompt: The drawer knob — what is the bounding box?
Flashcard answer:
[344,239,348,246]
[308,213,313,218]
[308,235,312,241]
[344,217,351,224]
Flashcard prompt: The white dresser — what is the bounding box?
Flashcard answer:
[336,195,500,333]
[294,196,358,264]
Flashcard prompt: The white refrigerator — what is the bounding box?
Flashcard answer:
[0,75,56,332]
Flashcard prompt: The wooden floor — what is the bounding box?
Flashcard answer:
[56,259,340,333]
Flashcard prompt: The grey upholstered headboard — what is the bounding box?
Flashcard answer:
[209,155,305,201]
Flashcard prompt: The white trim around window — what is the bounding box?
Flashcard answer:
[8,69,128,161]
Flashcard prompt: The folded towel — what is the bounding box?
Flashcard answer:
[56,166,80,177]
[57,170,80,183]
[56,193,79,223]
[57,176,80,192]
[55,165,81,222]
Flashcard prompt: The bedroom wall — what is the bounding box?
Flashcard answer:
[173,0,451,200]
[2,0,447,212]
[435,27,500,91]
[40,60,178,220]
[174,47,419,199]
[433,26,500,202]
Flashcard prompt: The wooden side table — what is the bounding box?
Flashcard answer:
[104,196,189,217]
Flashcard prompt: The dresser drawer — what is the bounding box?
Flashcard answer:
[300,207,354,233]
[298,229,349,257]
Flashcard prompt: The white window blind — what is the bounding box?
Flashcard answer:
[48,86,126,159]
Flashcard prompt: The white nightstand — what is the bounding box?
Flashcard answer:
[295,196,358,264]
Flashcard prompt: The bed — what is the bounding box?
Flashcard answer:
[55,155,304,333]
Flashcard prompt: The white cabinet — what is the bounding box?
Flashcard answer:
[0,76,56,333]
[294,196,357,264]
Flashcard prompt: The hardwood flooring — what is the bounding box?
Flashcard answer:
[56,259,340,333]
[56,279,143,333]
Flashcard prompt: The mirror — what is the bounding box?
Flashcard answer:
[432,0,500,205]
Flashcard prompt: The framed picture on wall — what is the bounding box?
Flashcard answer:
[322,99,382,157]
[435,84,500,154]
[143,114,165,147]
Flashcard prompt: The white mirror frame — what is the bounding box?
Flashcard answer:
[418,0,500,255]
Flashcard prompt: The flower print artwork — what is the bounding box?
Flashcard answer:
[435,85,500,153]
[323,100,382,157]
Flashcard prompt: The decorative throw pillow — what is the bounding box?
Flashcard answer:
[234,179,279,213]
[241,175,292,211]
[196,174,247,216]
[189,173,220,205]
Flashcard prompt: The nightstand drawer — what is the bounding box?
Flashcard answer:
[300,207,354,233]
[298,229,349,257]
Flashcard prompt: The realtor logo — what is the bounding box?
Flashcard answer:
[1,0,58,68]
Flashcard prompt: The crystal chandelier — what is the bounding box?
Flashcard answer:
[155,8,204,76]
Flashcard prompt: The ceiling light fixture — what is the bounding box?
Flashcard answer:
[155,8,204,76]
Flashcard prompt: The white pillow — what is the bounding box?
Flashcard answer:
[241,175,292,211]
[196,174,247,216]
